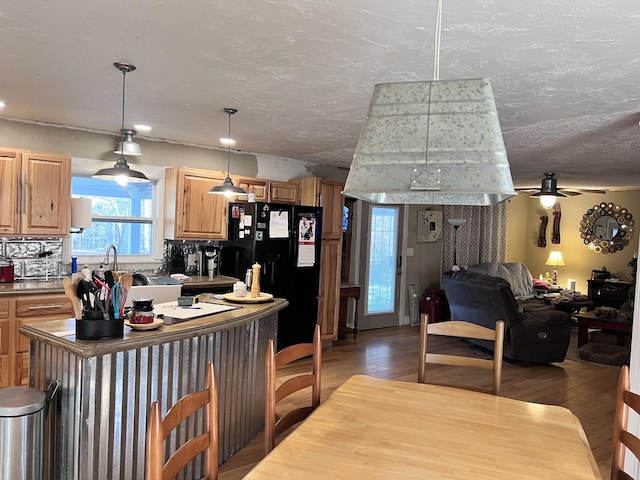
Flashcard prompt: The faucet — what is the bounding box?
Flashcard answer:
[103,244,118,272]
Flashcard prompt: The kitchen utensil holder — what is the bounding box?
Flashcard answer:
[76,312,124,340]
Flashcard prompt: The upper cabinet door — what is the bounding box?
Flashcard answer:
[0,150,21,235]
[268,180,297,205]
[318,180,345,240]
[21,152,71,236]
[236,177,268,203]
[0,149,70,237]
[165,167,229,240]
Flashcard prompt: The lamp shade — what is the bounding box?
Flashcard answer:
[447,218,466,228]
[545,251,565,267]
[93,156,149,183]
[114,129,142,156]
[343,78,516,206]
[71,198,92,229]
[209,176,248,196]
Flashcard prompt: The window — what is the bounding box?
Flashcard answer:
[71,176,155,257]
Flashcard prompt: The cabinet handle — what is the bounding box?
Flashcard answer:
[23,173,28,215]
[28,304,64,310]
[16,172,21,214]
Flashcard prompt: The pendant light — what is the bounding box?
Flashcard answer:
[93,62,149,185]
[343,0,515,206]
[209,107,248,197]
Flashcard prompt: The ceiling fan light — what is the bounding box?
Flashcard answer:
[539,194,557,209]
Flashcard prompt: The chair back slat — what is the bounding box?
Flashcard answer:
[146,362,218,480]
[418,313,504,396]
[265,324,322,455]
[612,366,640,480]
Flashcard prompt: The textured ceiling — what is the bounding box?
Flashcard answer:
[0,0,638,190]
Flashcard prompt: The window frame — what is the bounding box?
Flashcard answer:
[65,158,166,268]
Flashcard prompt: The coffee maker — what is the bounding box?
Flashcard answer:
[198,245,219,277]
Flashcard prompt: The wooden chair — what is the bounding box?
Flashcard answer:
[611,365,640,480]
[146,362,218,480]
[418,313,505,395]
[264,324,322,454]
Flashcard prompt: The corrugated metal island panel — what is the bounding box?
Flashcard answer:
[30,312,277,480]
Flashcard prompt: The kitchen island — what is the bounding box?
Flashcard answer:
[21,297,287,480]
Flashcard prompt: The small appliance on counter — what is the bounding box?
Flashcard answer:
[0,257,14,283]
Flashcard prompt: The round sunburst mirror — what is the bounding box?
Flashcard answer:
[580,202,635,254]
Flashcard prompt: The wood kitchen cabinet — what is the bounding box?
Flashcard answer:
[292,177,345,239]
[234,177,298,204]
[0,148,71,237]
[164,167,229,240]
[268,180,297,204]
[0,298,10,387]
[236,177,269,202]
[2,293,73,387]
[290,177,345,341]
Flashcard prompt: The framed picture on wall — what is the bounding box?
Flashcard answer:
[418,210,442,243]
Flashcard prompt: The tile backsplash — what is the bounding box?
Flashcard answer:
[1,238,63,280]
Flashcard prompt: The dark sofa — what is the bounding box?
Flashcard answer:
[441,266,572,364]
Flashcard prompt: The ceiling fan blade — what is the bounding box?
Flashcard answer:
[558,189,582,196]
[559,188,606,196]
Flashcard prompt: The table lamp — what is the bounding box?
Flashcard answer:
[545,251,565,285]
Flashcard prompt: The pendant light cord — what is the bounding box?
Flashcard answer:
[226,110,232,176]
[433,0,442,81]
[121,68,127,143]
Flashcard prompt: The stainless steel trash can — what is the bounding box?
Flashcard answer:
[0,383,57,480]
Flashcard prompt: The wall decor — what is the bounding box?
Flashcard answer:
[580,202,635,253]
[537,214,548,247]
[417,210,443,243]
[551,209,561,244]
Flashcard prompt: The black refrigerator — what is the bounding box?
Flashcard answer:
[220,202,323,350]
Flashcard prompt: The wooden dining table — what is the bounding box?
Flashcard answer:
[244,375,602,479]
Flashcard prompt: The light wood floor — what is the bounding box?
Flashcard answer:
[219,325,619,479]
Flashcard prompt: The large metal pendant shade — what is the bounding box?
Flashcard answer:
[343,78,515,206]
[344,0,514,206]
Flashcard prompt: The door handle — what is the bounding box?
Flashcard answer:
[396,256,402,275]
[23,173,28,215]
[16,172,21,214]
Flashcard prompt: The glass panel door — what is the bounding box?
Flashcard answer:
[360,204,402,329]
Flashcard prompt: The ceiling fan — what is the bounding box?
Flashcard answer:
[516,173,606,208]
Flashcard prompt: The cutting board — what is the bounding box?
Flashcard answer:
[153,301,239,324]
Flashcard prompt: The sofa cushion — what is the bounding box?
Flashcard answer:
[467,262,535,298]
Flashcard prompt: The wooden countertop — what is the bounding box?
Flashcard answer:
[21,297,287,358]
[0,275,238,296]
[0,279,68,295]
